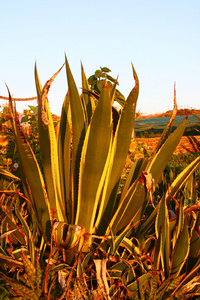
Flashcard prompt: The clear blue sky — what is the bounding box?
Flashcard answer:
[0,0,200,116]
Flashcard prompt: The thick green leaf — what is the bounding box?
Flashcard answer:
[165,274,184,295]
[81,62,95,126]
[138,206,159,238]
[0,210,25,245]
[110,77,118,105]
[50,263,71,272]
[106,64,139,202]
[107,227,133,256]
[12,248,29,259]
[189,213,200,258]
[96,64,139,235]
[34,62,42,96]
[120,237,140,256]
[184,174,196,200]
[108,261,130,279]
[81,250,95,273]
[121,260,137,286]
[8,89,52,242]
[125,273,152,292]
[177,197,184,241]
[5,279,38,299]
[120,157,149,201]
[171,217,189,276]
[65,55,86,213]
[0,168,20,181]
[146,117,188,185]
[126,266,136,285]
[15,209,36,264]
[139,156,200,238]
[165,156,200,204]
[57,93,72,223]
[0,253,23,268]
[35,65,66,222]
[15,210,31,241]
[21,251,38,291]
[0,229,18,241]
[155,196,170,279]
[107,179,146,235]
[155,274,180,298]
[154,83,177,153]
[114,89,126,107]
[150,273,159,299]
[76,80,112,234]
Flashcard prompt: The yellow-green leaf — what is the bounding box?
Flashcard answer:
[65,55,86,212]
[171,217,189,276]
[155,196,170,278]
[76,80,112,234]
[147,117,188,184]
[8,89,52,241]
[36,66,66,222]
[81,62,95,125]
[0,168,20,181]
[96,64,139,236]
[57,93,72,223]
[165,156,200,204]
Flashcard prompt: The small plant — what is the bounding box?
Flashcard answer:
[88,66,125,107]
[0,104,10,130]
[167,151,200,175]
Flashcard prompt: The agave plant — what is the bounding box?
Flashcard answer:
[7,56,142,247]
[1,56,200,299]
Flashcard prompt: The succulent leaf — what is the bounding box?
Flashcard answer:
[7,88,52,242]
[76,79,112,235]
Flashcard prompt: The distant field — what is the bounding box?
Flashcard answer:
[137,108,200,119]
[134,114,200,135]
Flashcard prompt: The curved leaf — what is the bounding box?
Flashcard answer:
[57,93,72,223]
[81,62,95,125]
[147,117,188,185]
[155,196,170,278]
[154,83,177,152]
[8,88,52,242]
[0,168,20,181]
[96,64,139,235]
[35,65,66,222]
[171,217,189,276]
[53,222,84,250]
[125,273,152,292]
[165,156,200,203]
[65,55,86,212]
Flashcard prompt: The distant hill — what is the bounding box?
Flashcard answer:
[138,109,200,119]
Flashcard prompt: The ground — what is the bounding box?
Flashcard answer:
[136,135,200,154]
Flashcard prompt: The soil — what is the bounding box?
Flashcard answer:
[136,136,200,155]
